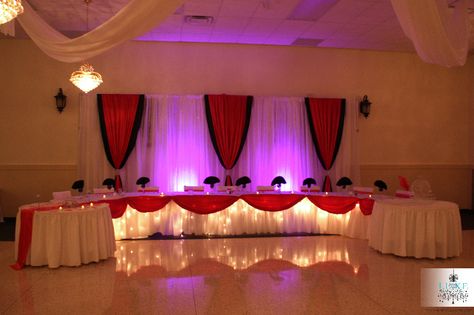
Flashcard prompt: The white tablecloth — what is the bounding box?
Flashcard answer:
[368,199,462,259]
[112,198,370,240]
[15,204,116,268]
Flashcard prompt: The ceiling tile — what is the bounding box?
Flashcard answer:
[219,0,259,17]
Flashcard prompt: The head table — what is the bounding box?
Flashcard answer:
[12,191,463,268]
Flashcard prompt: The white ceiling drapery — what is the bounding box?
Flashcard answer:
[391,0,470,67]
[17,0,184,63]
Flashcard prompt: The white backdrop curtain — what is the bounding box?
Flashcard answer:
[17,0,184,62]
[78,94,359,194]
[232,96,322,191]
[78,93,115,193]
[123,95,221,192]
[391,0,470,67]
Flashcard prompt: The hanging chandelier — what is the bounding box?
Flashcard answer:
[69,0,103,93]
[69,63,103,93]
[0,0,24,25]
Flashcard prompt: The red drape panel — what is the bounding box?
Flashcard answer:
[322,175,332,193]
[126,196,172,212]
[98,94,144,189]
[241,194,305,212]
[305,98,345,192]
[173,195,240,214]
[205,94,253,184]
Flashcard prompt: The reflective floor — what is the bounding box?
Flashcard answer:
[1,232,473,314]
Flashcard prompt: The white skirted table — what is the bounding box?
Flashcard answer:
[368,199,462,259]
[14,203,116,268]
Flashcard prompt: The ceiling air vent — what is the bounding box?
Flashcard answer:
[291,38,323,47]
[184,15,214,25]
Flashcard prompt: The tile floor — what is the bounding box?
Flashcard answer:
[0,232,473,315]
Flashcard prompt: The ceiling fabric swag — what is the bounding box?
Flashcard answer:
[17,0,184,63]
[390,0,470,67]
[305,98,345,192]
[205,94,253,185]
[98,94,144,190]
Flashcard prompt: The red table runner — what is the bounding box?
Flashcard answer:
[11,205,61,270]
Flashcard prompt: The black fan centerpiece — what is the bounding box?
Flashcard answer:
[302,177,317,188]
[136,177,150,188]
[203,176,220,189]
[271,176,287,188]
[71,179,84,193]
[374,180,388,191]
[236,176,251,188]
[102,178,115,189]
[336,177,352,189]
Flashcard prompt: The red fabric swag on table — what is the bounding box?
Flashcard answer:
[306,195,359,214]
[241,194,305,212]
[94,198,128,218]
[126,196,172,212]
[172,195,239,214]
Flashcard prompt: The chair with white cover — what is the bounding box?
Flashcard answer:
[52,190,72,201]
[300,185,320,193]
[395,190,414,198]
[256,185,275,193]
[184,185,204,192]
[217,186,237,193]
[410,178,435,199]
[138,186,160,193]
[352,186,374,196]
[93,187,114,194]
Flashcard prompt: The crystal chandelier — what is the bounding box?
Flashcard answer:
[69,0,103,93]
[69,63,103,93]
[0,0,24,25]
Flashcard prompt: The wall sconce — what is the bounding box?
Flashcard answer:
[359,95,371,118]
[54,88,67,113]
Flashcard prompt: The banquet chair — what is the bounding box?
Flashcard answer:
[256,185,275,193]
[52,190,72,201]
[93,187,114,194]
[410,178,435,199]
[138,186,160,192]
[352,186,374,195]
[395,190,414,198]
[217,186,237,193]
[299,185,320,193]
[184,185,204,192]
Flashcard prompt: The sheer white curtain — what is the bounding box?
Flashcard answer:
[328,97,360,189]
[122,95,222,192]
[233,96,359,192]
[232,96,321,191]
[78,93,114,193]
[391,0,470,67]
[18,0,183,62]
[78,94,359,193]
